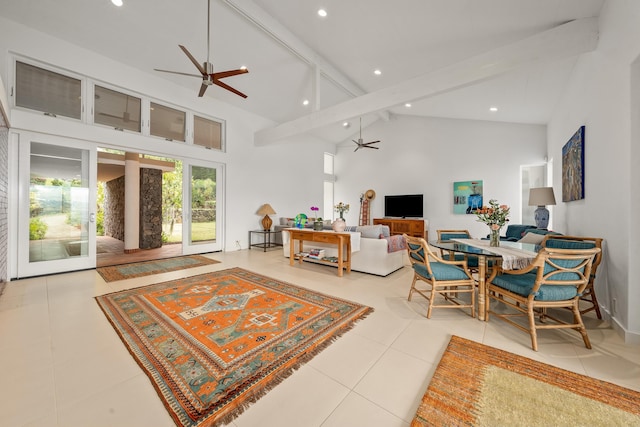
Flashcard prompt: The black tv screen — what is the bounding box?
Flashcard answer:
[384,194,423,218]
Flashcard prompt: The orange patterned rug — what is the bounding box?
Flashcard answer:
[412,336,640,426]
[96,255,219,282]
[96,267,372,426]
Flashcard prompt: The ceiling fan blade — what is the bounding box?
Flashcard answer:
[179,45,207,76]
[213,69,249,80]
[354,146,360,152]
[154,69,202,78]
[213,79,247,98]
[352,140,359,144]
[365,146,380,149]
[198,82,209,97]
[365,140,381,144]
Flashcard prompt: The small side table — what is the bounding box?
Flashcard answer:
[248,229,282,252]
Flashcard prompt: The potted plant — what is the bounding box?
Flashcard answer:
[310,206,323,230]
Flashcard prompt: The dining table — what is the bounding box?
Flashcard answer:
[429,239,540,321]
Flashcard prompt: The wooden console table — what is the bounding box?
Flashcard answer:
[286,229,351,277]
[373,218,427,240]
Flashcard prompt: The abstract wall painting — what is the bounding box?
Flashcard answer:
[453,180,483,214]
[562,126,585,202]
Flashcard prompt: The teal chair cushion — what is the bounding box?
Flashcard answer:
[413,262,470,281]
[440,233,470,241]
[492,274,578,301]
[544,239,595,250]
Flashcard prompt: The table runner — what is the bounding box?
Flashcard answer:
[452,238,537,270]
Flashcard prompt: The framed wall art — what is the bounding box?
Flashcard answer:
[562,126,585,202]
[453,180,483,214]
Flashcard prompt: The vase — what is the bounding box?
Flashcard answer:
[489,228,500,247]
[332,218,346,232]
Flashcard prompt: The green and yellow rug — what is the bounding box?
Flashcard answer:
[97,255,219,282]
[412,335,640,426]
[96,267,372,426]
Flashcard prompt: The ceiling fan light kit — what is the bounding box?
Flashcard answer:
[154,0,248,98]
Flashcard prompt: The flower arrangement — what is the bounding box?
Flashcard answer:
[310,206,321,221]
[334,202,350,219]
[475,199,510,230]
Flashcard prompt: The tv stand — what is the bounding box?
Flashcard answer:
[373,218,427,240]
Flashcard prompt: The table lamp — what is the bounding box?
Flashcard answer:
[528,187,556,229]
[257,203,276,230]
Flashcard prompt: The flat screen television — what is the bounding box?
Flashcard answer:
[384,194,423,218]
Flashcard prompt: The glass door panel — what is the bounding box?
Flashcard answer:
[19,139,96,277]
[182,162,222,254]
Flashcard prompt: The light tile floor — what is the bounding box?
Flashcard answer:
[0,249,638,427]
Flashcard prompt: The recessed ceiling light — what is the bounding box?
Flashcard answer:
[489,106,498,112]
[302,99,310,106]
[374,69,382,76]
[342,121,350,128]
[405,103,412,108]
[317,9,327,17]
[111,0,123,6]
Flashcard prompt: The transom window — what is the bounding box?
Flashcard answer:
[15,61,81,120]
[94,85,141,132]
[13,57,225,150]
[194,115,222,150]
[150,102,185,142]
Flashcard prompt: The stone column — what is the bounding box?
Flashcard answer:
[124,152,140,253]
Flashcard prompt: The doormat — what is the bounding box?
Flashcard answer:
[95,267,372,426]
[412,335,640,426]
[96,255,220,282]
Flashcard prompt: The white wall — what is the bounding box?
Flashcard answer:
[334,115,546,239]
[547,0,640,342]
[0,16,330,259]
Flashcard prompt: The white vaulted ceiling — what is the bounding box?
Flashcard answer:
[0,0,604,144]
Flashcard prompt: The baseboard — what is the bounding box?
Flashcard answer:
[602,306,640,345]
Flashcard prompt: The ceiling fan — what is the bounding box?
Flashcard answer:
[353,118,380,152]
[154,0,248,98]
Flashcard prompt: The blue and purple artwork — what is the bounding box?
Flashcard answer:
[562,126,585,202]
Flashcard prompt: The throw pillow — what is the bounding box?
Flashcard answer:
[519,232,545,244]
[356,225,383,238]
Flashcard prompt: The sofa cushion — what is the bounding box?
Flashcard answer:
[505,224,538,240]
[519,232,545,244]
[356,225,385,238]
[526,228,562,237]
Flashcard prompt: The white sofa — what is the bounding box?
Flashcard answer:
[281,225,407,276]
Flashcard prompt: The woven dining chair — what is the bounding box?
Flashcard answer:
[404,234,476,318]
[436,229,479,273]
[540,235,604,319]
[486,246,600,351]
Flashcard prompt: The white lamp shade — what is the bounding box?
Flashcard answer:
[528,187,556,206]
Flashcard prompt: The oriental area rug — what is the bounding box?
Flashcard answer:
[97,255,220,282]
[412,335,640,427]
[95,267,372,426]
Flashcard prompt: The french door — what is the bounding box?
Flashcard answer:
[17,135,97,277]
[181,160,223,254]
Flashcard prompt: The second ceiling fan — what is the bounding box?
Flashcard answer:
[353,118,381,152]
[154,0,249,98]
